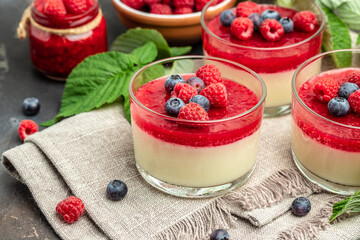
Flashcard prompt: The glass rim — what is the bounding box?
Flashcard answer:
[129,55,267,124]
[200,0,326,51]
[292,49,360,130]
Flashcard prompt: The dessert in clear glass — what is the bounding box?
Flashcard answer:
[129,56,266,198]
[292,49,360,195]
[201,0,325,117]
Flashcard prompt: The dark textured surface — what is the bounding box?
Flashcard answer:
[0,1,202,239]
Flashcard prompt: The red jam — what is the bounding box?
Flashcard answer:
[28,1,107,80]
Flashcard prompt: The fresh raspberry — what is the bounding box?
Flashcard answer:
[174,7,194,14]
[144,0,162,5]
[200,83,227,107]
[236,1,259,17]
[63,0,89,14]
[313,77,340,103]
[56,196,85,224]
[195,0,216,12]
[18,120,38,141]
[196,64,223,86]
[348,90,360,114]
[348,71,360,87]
[43,0,67,17]
[178,102,209,121]
[163,0,172,5]
[230,17,254,41]
[150,3,172,14]
[87,0,95,8]
[34,0,46,13]
[260,19,284,42]
[293,11,317,32]
[122,0,145,10]
[171,82,198,103]
[174,0,194,8]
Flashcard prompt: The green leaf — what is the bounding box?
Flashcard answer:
[169,46,192,57]
[357,33,360,45]
[129,41,158,66]
[334,0,360,30]
[319,0,349,10]
[330,191,360,222]
[166,59,195,75]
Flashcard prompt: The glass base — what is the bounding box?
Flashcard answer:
[292,149,360,195]
[136,163,255,198]
[264,104,291,118]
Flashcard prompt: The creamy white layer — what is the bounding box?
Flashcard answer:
[132,123,260,187]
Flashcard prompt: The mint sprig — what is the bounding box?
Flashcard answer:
[357,33,360,45]
[330,191,360,222]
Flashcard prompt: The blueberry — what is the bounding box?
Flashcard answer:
[187,77,205,93]
[220,10,236,27]
[106,180,128,201]
[22,97,40,116]
[165,75,185,93]
[279,17,294,33]
[291,197,311,217]
[261,9,281,21]
[210,229,229,240]
[189,95,210,112]
[165,97,185,116]
[338,82,359,99]
[248,13,262,31]
[328,97,350,117]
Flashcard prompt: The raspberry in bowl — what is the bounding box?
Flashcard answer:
[292,50,360,195]
[129,56,266,198]
[201,0,325,117]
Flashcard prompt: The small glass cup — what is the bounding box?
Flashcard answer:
[292,49,360,195]
[201,0,325,117]
[129,56,266,198]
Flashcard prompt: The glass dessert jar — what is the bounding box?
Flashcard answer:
[201,0,325,117]
[292,49,360,195]
[129,56,266,198]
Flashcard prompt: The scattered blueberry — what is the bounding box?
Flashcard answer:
[165,75,185,93]
[165,97,185,116]
[328,97,350,117]
[187,77,205,93]
[106,180,128,201]
[220,10,236,27]
[279,17,294,33]
[261,9,281,21]
[291,197,311,217]
[248,13,262,31]
[210,229,229,240]
[22,97,40,116]
[189,95,210,112]
[338,82,359,99]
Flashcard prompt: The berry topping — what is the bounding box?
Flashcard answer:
[210,229,229,240]
[150,3,173,14]
[348,71,360,87]
[144,0,161,5]
[178,102,209,121]
[195,0,215,12]
[56,196,85,223]
[22,97,41,116]
[174,0,194,8]
[200,83,227,107]
[236,1,259,18]
[18,120,38,141]
[171,82,198,103]
[248,13,262,31]
[313,77,339,103]
[165,97,186,116]
[260,19,284,42]
[43,0,67,17]
[260,9,281,21]
[291,197,311,217]
[230,17,254,41]
[63,0,89,14]
[338,82,359,99]
[220,10,236,27]
[106,180,128,201]
[328,97,350,117]
[165,74,186,93]
[163,0,172,4]
[293,11,317,32]
[189,95,210,112]
[196,64,223,86]
[34,0,46,13]
[174,7,194,14]
[187,76,205,93]
[122,0,145,10]
[348,90,360,114]
[279,17,294,33]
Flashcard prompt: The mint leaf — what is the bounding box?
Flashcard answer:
[357,33,360,45]
[169,46,192,57]
[319,0,349,10]
[166,59,195,75]
[335,0,360,31]
[129,42,158,65]
[330,191,360,222]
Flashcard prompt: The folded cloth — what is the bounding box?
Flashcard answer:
[2,104,359,240]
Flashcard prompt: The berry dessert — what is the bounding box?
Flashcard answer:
[28,0,107,80]
[201,0,324,116]
[129,57,265,197]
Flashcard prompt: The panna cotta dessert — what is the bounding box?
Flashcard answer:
[201,0,325,117]
[292,50,360,195]
[129,56,266,198]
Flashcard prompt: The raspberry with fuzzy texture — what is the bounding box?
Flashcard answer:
[43,0,67,17]
[260,19,284,41]
[174,0,194,8]
[313,77,340,103]
[163,0,172,5]
[348,90,360,114]
[200,83,227,107]
[178,102,209,121]
[150,3,172,14]
[56,196,85,224]
[174,7,194,14]
[122,0,145,10]
[348,71,360,87]
[171,82,198,103]
[236,1,259,17]
[195,0,216,11]
[144,0,162,5]
[196,64,223,86]
[293,11,317,32]
[231,17,254,41]
[18,120,38,141]
[63,0,89,14]
[34,0,46,13]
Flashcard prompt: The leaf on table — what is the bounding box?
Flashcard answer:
[357,33,360,45]
[169,46,192,58]
[330,191,360,222]
[166,59,195,75]
[129,42,158,66]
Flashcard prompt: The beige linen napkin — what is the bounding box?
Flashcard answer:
[2,104,359,240]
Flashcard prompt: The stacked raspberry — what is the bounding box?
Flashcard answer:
[34,0,95,17]
[122,0,223,15]
[164,64,227,121]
